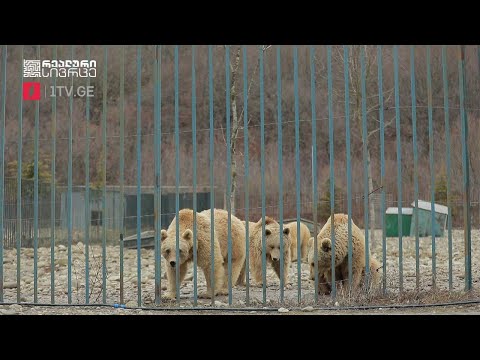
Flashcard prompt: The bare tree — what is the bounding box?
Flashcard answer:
[224,45,264,214]
[331,45,395,246]
[228,46,241,214]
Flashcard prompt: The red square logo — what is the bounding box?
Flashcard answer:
[23,82,41,101]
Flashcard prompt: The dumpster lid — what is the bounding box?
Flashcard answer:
[411,200,448,214]
[386,207,413,215]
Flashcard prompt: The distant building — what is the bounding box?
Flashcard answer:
[59,185,216,237]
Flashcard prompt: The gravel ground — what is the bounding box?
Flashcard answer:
[2,302,480,315]
[1,229,479,314]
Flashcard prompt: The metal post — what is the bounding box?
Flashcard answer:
[393,45,403,292]
[327,45,336,298]
[136,45,142,306]
[377,45,387,294]
[410,46,420,290]
[441,45,453,290]
[243,46,250,306]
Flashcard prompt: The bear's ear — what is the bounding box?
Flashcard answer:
[283,227,290,235]
[265,228,272,236]
[264,217,275,225]
[161,229,168,241]
[321,238,332,252]
[182,229,193,241]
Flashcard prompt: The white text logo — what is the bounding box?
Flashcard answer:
[24,60,97,78]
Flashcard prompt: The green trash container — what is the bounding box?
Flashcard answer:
[410,200,448,237]
[385,207,413,237]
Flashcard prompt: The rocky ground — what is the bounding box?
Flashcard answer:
[1,229,479,314]
[2,302,480,315]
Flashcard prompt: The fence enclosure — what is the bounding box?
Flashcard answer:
[0,45,477,308]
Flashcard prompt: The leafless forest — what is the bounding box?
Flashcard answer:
[2,45,480,230]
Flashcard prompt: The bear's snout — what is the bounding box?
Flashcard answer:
[270,248,280,262]
[170,261,176,267]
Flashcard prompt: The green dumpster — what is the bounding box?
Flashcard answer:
[410,200,448,237]
[385,207,413,237]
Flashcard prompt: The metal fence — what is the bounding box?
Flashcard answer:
[0,45,477,309]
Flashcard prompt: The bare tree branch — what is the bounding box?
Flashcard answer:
[368,116,395,139]
[238,56,261,124]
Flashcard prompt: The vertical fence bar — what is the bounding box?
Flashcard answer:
[50,45,56,304]
[410,45,420,290]
[153,46,159,306]
[67,45,74,304]
[85,45,91,304]
[377,45,387,294]
[101,46,107,304]
[360,46,369,288]
[426,45,436,289]
[243,46,250,305]
[33,45,40,303]
[208,45,216,306]
[310,45,319,302]
[174,45,180,303]
[191,45,197,306]
[442,46,453,290]
[293,46,301,302]
[119,45,125,304]
[157,45,163,303]
[327,45,336,298]
[136,45,142,306]
[0,45,6,302]
[208,45,215,304]
[343,45,353,292]
[478,49,480,236]
[277,45,285,302]
[16,45,23,303]
[225,46,233,305]
[259,46,266,305]
[393,45,403,293]
[458,45,472,291]
[153,45,161,305]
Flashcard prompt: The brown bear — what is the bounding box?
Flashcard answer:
[307,236,342,294]
[239,216,291,287]
[161,209,224,300]
[308,213,366,293]
[284,221,311,263]
[308,237,382,295]
[199,209,247,292]
[161,208,246,300]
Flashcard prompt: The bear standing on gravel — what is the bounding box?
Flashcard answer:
[161,208,246,300]
[308,214,367,293]
[161,209,224,300]
[307,236,343,294]
[199,209,246,292]
[239,217,291,287]
[308,237,382,294]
